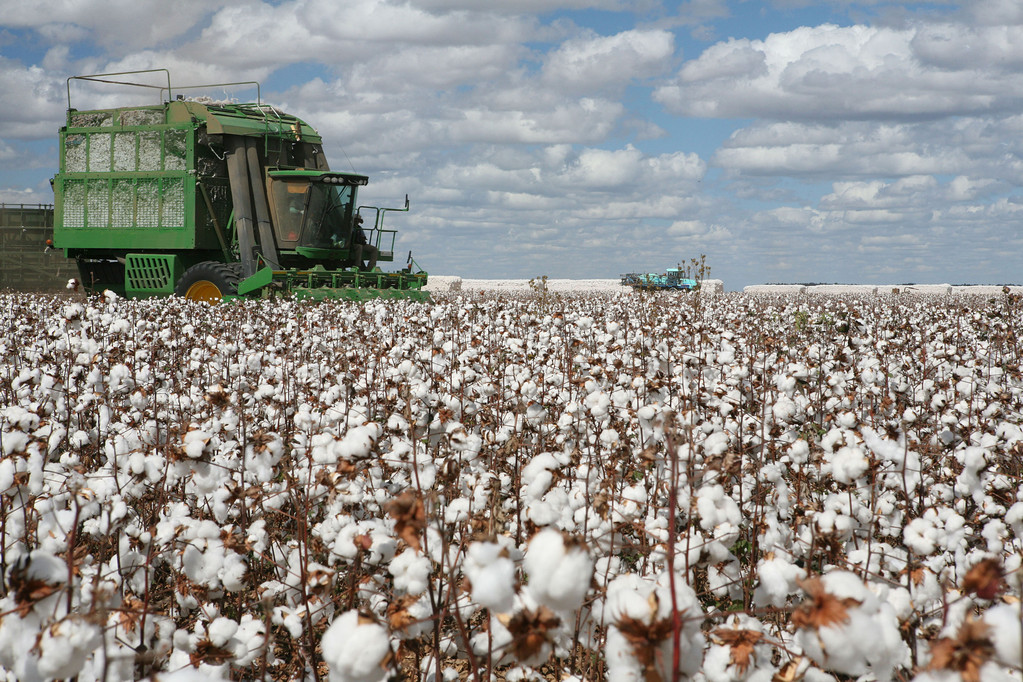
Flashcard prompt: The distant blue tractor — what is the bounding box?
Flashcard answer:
[620,267,698,291]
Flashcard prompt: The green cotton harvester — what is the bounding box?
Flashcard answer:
[620,267,697,291]
[51,70,428,302]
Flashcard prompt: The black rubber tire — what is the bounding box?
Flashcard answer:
[174,261,242,303]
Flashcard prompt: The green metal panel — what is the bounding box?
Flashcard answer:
[54,108,207,251]
[125,253,182,297]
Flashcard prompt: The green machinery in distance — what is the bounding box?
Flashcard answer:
[52,70,428,302]
[620,268,697,291]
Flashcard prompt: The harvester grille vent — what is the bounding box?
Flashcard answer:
[126,254,175,294]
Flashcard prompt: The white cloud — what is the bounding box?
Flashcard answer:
[969,0,1023,26]
[710,118,1022,181]
[656,22,1023,120]
[193,0,534,70]
[0,61,66,138]
[541,29,675,94]
[6,1,238,51]
[412,0,639,10]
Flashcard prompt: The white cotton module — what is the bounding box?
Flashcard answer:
[523,528,593,613]
[321,610,391,682]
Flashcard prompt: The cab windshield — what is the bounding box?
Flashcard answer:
[270,178,356,250]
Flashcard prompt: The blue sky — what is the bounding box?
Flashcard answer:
[1,0,1021,288]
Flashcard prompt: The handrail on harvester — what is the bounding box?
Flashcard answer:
[358,195,411,252]
[67,69,172,110]
[67,69,264,112]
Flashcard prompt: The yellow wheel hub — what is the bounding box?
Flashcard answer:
[184,280,224,304]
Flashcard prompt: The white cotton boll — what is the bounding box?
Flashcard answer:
[36,615,102,680]
[523,529,593,614]
[584,390,610,418]
[207,617,239,648]
[696,484,741,535]
[637,404,657,422]
[273,605,304,639]
[335,423,381,460]
[604,572,705,681]
[2,427,30,456]
[792,572,908,681]
[230,614,266,667]
[220,551,247,592]
[754,556,805,608]
[704,616,775,682]
[788,439,810,465]
[861,427,906,465]
[321,610,392,682]
[464,541,517,613]
[903,517,938,555]
[0,457,14,491]
[521,453,558,499]
[418,656,459,682]
[310,432,338,465]
[772,395,797,423]
[703,430,730,457]
[182,430,211,459]
[444,497,470,524]
[828,446,868,484]
[983,603,1022,667]
[389,549,432,596]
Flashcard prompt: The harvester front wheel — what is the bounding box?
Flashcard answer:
[175,261,241,303]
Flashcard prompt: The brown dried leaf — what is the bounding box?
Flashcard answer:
[504,605,560,664]
[190,639,235,666]
[962,558,1003,600]
[711,628,764,675]
[387,594,421,633]
[790,576,860,631]
[386,491,426,552]
[616,612,675,676]
[926,618,994,682]
[9,568,60,618]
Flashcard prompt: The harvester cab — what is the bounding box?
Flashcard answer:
[51,69,429,303]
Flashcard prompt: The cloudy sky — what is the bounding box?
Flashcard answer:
[2,0,1022,287]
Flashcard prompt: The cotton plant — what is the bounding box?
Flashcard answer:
[321,610,394,682]
[704,614,777,682]
[1,290,1023,679]
[790,571,910,681]
[602,572,706,681]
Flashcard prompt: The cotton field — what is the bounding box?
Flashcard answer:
[1,289,1021,682]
